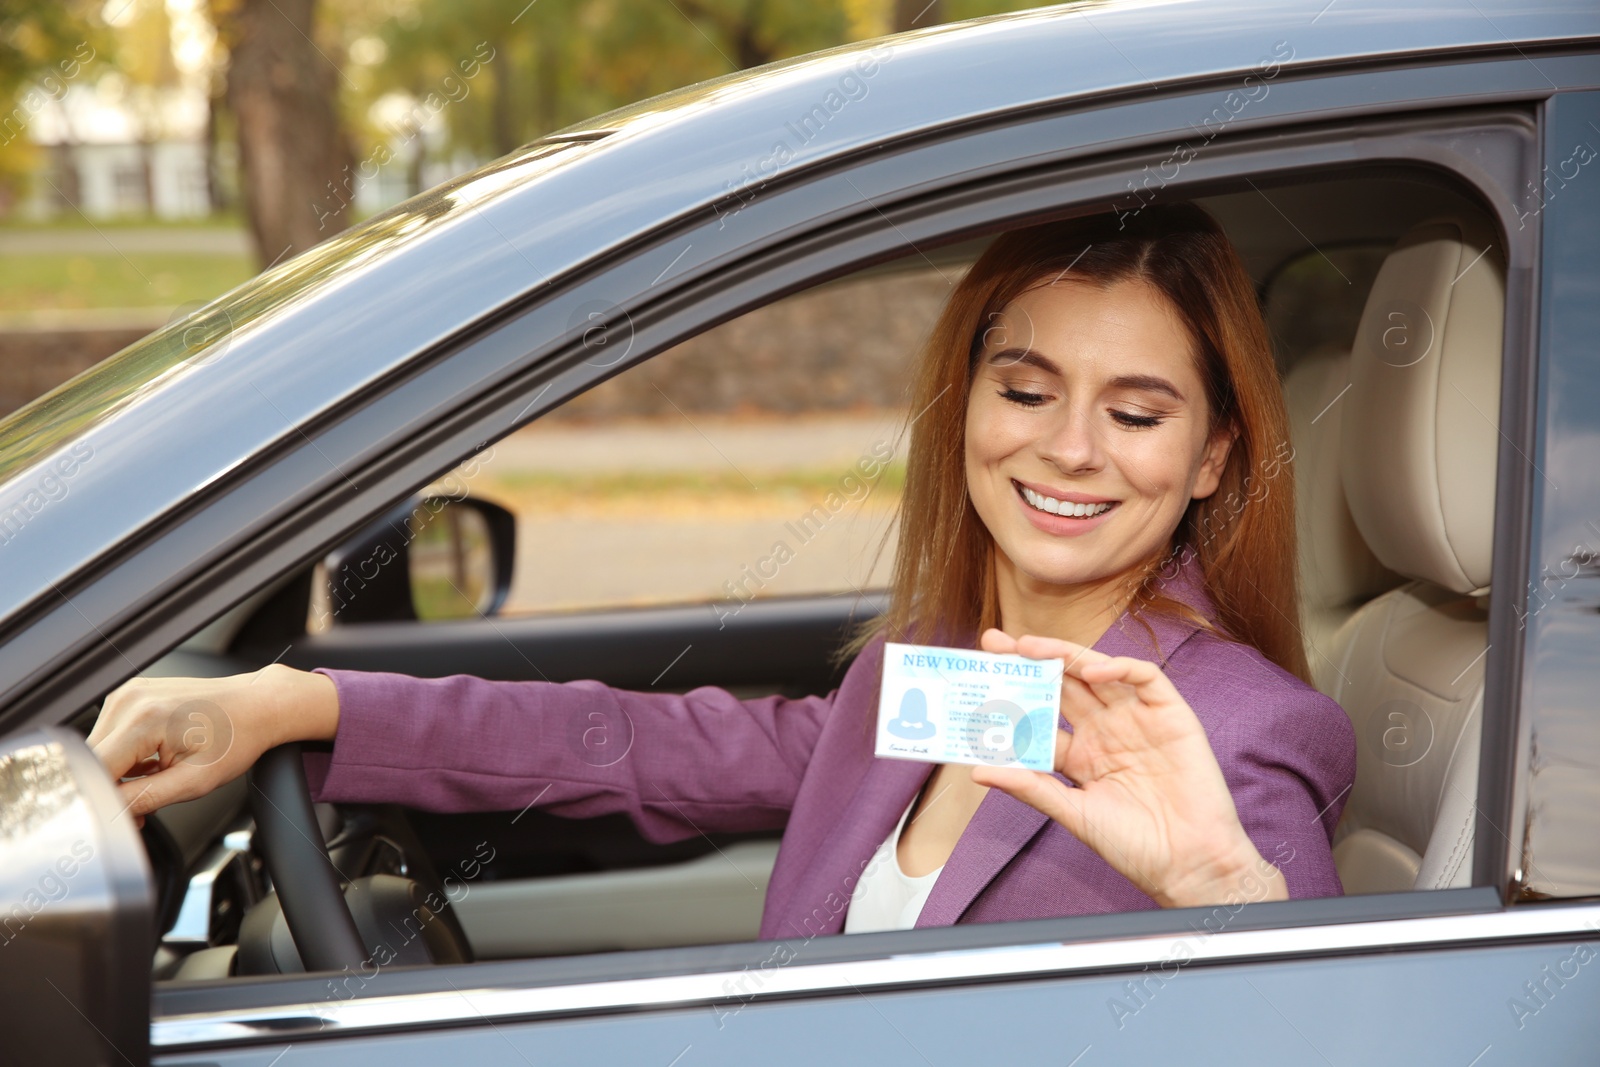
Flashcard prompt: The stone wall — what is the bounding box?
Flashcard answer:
[547,270,950,421]
[0,313,165,417]
[0,269,954,420]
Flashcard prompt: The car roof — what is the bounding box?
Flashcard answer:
[0,0,1592,626]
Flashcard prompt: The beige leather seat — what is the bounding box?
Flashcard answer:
[1302,215,1505,894]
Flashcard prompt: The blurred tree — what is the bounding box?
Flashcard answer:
[116,0,182,215]
[212,0,353,266]
[0,0,108,213]
[892,0,940,32]
[0,0,106,97]
[336,0,1046,182]
[197,0,1046,244]
[841,0,889,39]
[335,0,848,183]
[673,0,791,68]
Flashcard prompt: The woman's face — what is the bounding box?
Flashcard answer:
[964,276,1234,593]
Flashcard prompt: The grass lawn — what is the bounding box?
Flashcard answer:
[0,251,256,312]
[0,213,247,230]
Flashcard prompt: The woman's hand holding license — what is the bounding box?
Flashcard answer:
[969,628,1287,909]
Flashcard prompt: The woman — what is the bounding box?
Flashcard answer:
[90,203,1356,939]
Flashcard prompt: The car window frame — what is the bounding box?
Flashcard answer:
[1512,85,1600,902]
[10,53,1570,1051]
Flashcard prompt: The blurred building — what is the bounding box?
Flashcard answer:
[19,79,222,221]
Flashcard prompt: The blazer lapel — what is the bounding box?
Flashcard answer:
[915,555,1215,928]
[771,753,933,941]
[913,787,1051,927]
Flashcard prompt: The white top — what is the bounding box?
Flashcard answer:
[843,795,945,934]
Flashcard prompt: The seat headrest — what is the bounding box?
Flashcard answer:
[1286,347,1400,613]
[1341,216,1504,596]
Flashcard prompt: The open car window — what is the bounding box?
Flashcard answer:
[306,260,965,629]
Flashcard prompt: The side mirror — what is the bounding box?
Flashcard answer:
[408,496,516,621]
[0,728,154,1066]
[316,495,516,626]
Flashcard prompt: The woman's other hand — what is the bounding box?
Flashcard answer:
[970,628,1287,909]
[87,664,339,826]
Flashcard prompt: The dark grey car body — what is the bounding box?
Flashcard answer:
[3,0,1600,1062]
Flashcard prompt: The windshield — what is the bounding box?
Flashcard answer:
[0,139,596,488]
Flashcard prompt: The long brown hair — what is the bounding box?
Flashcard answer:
[855,203,1310,684]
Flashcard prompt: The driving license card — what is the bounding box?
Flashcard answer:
[875,642,1063,771]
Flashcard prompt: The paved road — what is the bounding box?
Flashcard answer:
[505,509,899,616]
[453,412,907,614]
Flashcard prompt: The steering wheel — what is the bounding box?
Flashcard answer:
[247,744,372,972]
[246,743,472,974]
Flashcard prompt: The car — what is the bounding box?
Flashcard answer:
[3,0,1600,1063]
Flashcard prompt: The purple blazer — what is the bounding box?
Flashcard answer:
[305,556,1356,940]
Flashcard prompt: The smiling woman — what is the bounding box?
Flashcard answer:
[874,204,1306,682]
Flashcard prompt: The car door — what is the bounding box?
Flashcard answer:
[149,56,1600,1067]
[4,6,1599,1066]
